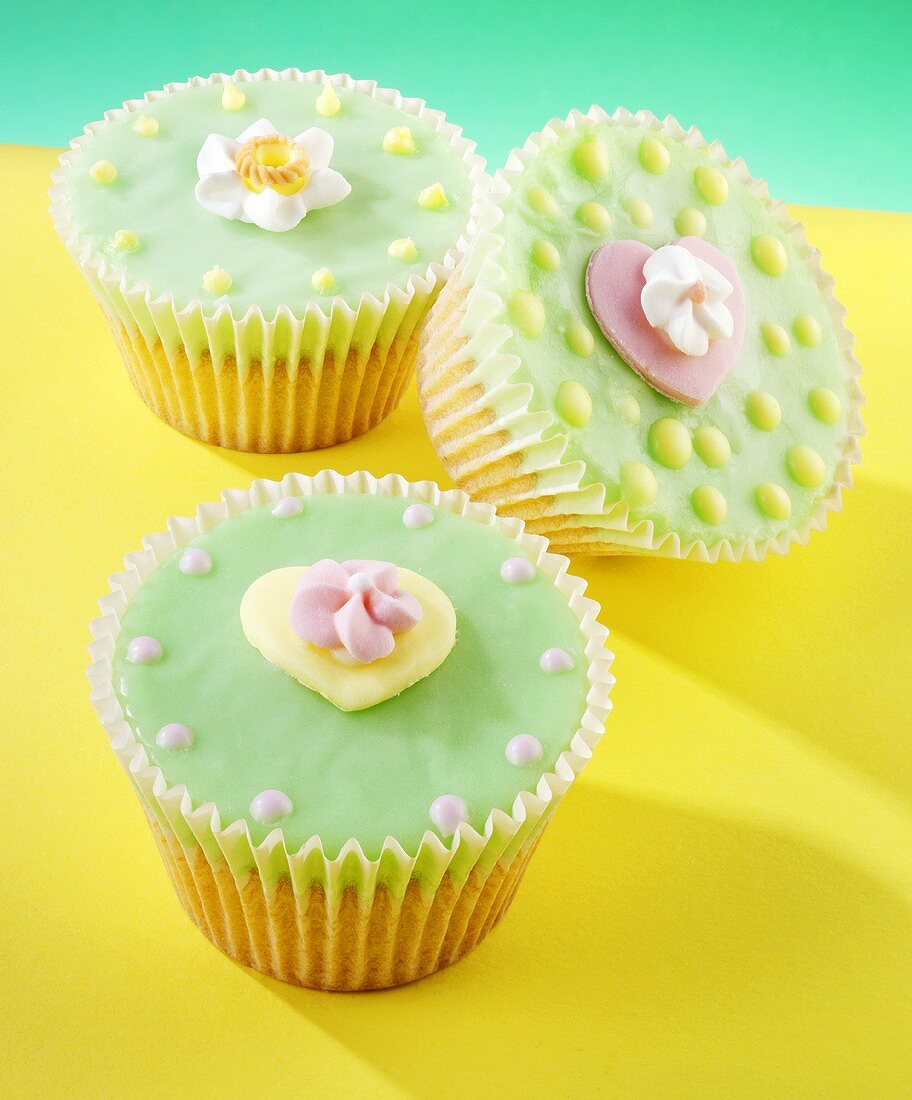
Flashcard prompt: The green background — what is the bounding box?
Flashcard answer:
[4,0,910,210]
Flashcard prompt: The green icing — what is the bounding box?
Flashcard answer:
[113,494,590,859]
[64,80,473,315]
[492,122,852,546]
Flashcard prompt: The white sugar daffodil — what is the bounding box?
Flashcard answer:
[640,244,734,357]
[194,118,351,233]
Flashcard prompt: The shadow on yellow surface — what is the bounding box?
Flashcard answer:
[251,780,912,1096]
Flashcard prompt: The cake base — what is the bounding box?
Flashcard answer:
[112,321,419,453]
[151,821,538,991]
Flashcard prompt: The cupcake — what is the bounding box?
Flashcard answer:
[51,68,485,452]
[418,107,863,560]
[88,470,612,989]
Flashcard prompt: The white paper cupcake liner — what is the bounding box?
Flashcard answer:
[87,470,614,988]
[417,107,865,562]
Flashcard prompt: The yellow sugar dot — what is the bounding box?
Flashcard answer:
[221,83,246,111]
[751,235,788,276]
[388,237,418,261]
[621,462,658,508]
[756,482,792,520]
[808,387,842,424]
[761,322,791,357]
[648,418,691,469]
[674,207,707,237]
[625,197,653,228]
[110,229,139,252]
[527,186,559,216]
[531,239,561,270]
[692,485,728,525]
[89,160,117,184]
[556,380,592,427]
[565,321,595,358]
[746,390,781,431]
[793,314,822,347]
[315,84,341,118]
[382,126,415,155]
[572,135,609,181]
[508,291,545,339]
[694,166,728,205]
[576,202,611,233]
[202,266,232,294]
[693,426,731,468]
[133,115,159,137]
[617,394,640,424]
[786,445,826,489]
[639,134,670,174]
[311,267,336,294]
[418,183,448,210]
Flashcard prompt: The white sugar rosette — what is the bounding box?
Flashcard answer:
[50,69,489,453]
[88,470,614,990]
[416,107,864,562]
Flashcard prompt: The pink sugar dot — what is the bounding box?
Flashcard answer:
[429,794,468,838]
[403,503,434,529]
[272,496,303,518]
[505,734,544,766]
[156,723,194,750]
[540,647,575,673]
[250,789,293,824]
[500,557,535,584]
[179,548,212,575]
[126,636,162,664]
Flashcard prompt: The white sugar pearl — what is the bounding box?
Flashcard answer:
[156,723,194,750]
[272,497,303,518]
[403,503,434,529]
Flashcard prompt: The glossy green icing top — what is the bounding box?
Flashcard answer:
[113,494,591,859]
[490,120,852,546]
[63,78,474,315]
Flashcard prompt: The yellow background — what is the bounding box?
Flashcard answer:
[2,145,911,1097]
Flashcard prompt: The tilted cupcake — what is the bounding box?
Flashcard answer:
[51,69,485,452]
[89,471,612,989]
[418,108,863,560]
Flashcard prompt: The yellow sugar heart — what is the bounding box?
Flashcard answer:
[240,566,456,712]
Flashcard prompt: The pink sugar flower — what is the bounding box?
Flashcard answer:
[289,559,423,664]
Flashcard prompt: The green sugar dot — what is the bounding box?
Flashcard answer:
[674,207,707,237]
[639,135,669,174]
[621,461,658,507]
[625,197,653,228]
[694,166,728,205]
[756,482,792,520]
[751,235,788,276]
[693,426,731,468]
[793,314,822,347]
[761,322,791,357]
[565,321,595,358]
[746,390,782,431]
[508,290,545,339]
[648,418,691,469]
[786,445,826,488]
[556,380,593,427]
[527,186,559,217]
[572,135,609,181]
[531,239,561,271]
[692,485,728,525]
[576,201,612,233]
[808,387,842,424]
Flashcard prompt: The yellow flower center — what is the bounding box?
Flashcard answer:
[235,134,310,196]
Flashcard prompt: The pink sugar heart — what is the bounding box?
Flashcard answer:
[585,236,746,407]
